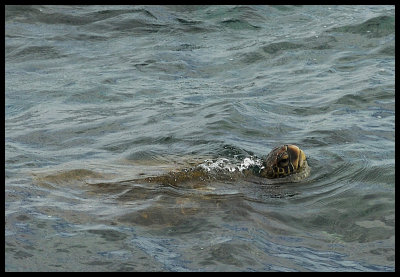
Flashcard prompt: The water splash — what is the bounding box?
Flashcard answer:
[198,156,264,173]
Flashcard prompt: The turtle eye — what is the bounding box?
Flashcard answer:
[278,155,289,166]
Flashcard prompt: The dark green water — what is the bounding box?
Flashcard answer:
[5,5,394,271]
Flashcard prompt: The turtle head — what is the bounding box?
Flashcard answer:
[260,144,308,179]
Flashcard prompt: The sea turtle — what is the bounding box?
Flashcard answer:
[139,144,310,186]
[30,144,311,229]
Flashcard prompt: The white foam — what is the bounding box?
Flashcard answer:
[198,156,263,173]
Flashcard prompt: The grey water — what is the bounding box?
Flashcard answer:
[5,5,395,272]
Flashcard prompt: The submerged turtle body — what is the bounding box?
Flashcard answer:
[142,144,310,186]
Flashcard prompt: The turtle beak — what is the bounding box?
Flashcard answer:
[300,149,306,166]
[287,145,306,171]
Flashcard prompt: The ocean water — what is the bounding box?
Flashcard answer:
[5,5,395,272]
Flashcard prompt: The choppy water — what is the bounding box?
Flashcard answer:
[5,5,395,272]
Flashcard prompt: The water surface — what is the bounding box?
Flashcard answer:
[5,5,395,271]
